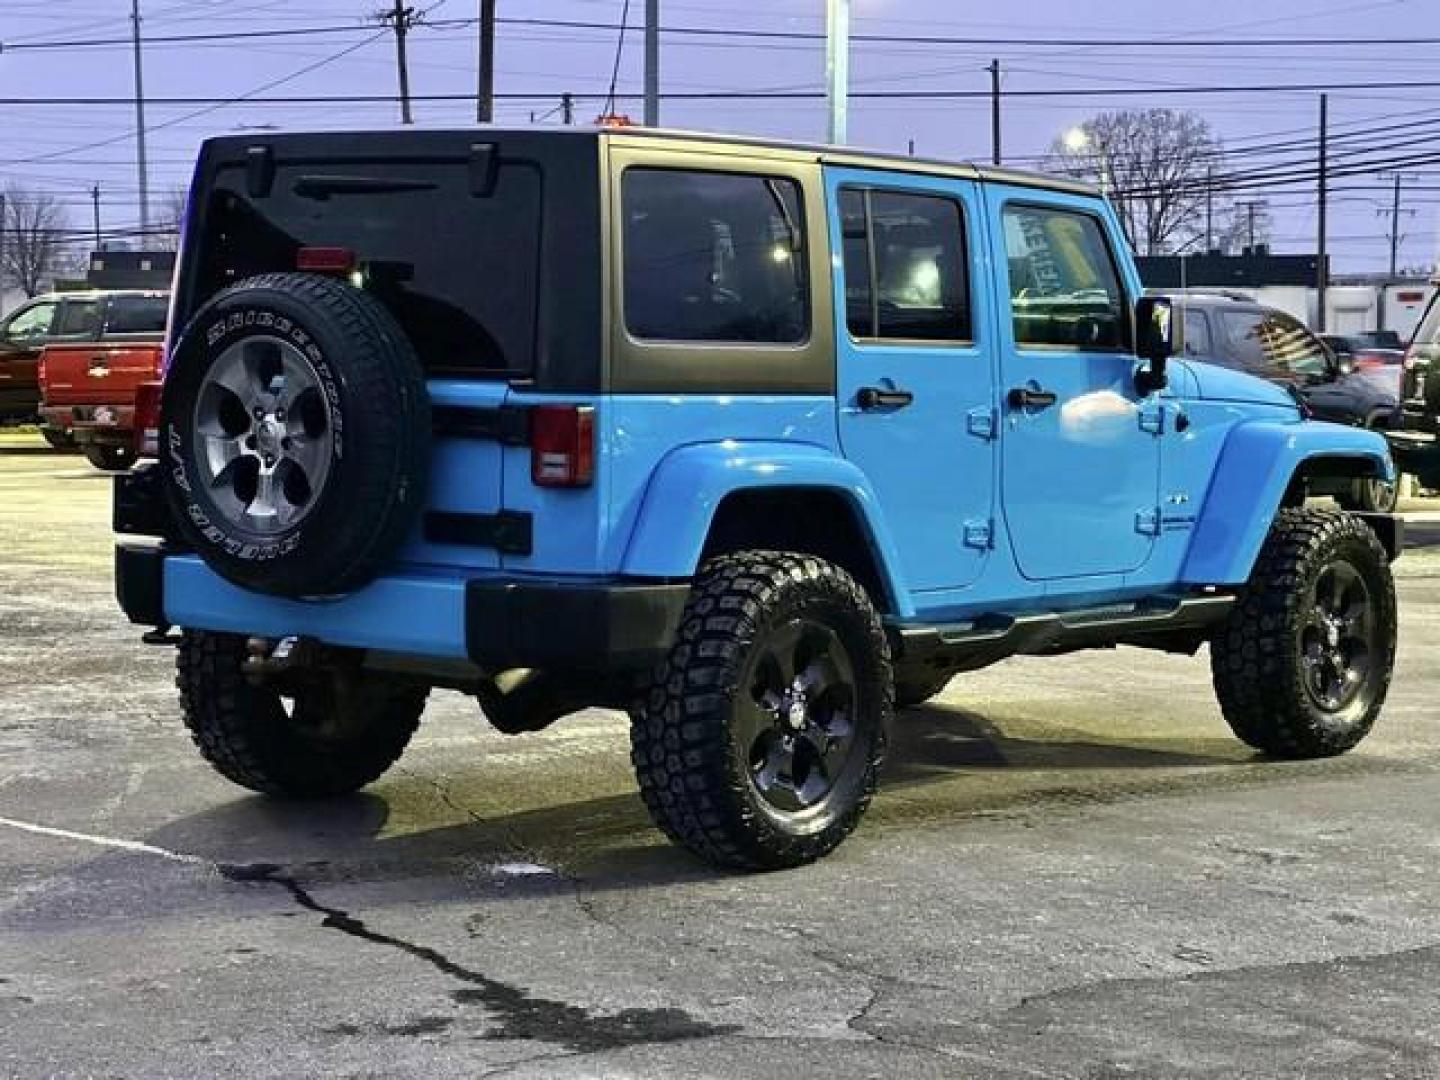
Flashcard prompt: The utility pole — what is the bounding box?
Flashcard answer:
[988,59,1002,165]
[1316,92,1329,332]
[1204,167,1213,252]
[643,0,659,126]
[1248,201,1257,249]
[378,0,416,124]
[0,193,7,308]
[561,92,574,125]
[825,0,850,144]
[91,185,102,250]
[1389,172,1402,279]
[476,0,496,122]
[130,0,150,232]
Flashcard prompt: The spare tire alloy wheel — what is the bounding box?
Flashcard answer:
[162,273,430,597]
[193,334,333,534]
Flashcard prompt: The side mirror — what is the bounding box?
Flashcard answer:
[1134,296,1174,395]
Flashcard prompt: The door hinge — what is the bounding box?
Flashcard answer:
[1135,508,1161,536]
[1139,403,1165,435]
[963,519,994,550]
[966,406,998,441]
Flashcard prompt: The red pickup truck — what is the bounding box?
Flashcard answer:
[35,292,168,470]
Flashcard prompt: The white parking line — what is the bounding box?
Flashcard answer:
[0,815,209,867]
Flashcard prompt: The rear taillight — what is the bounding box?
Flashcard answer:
[530,405,595,488]
[1404,347,1418,371]
[36,353,47,391]
[134,381,163,458]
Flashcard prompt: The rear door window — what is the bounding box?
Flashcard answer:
[840,187,971,342]
[202,159,542,377]
[105,294,169,335]
[55,299,103,339]
[622,168,808,344]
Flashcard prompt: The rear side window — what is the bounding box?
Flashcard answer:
[1222,309,1329,378]
[56,299,102,338]
[1182,309,1211,357]
[622,169,808,344]
[840,187,971,342]
[105,295,168,335]
[1002,205,1127,351]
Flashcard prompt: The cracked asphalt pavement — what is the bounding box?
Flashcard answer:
[3,436,1440,1078]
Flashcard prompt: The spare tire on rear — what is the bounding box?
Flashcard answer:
[161,272,430,597]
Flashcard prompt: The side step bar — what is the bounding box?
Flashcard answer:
[888,594,1235,673]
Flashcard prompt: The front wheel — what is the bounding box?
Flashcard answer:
[178,631,427,796]
[1211,509,1396,758]
[631,552,892,870]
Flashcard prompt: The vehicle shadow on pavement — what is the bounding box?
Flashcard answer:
[126,705,1249,897]
[885,704,1241,785]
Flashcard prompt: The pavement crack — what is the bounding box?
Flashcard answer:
[219,861,739,1054]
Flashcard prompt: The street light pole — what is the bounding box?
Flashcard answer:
[1316,92,1329,332]
[476,0,496,123]
[643,0,659,126]
[130,0,150,233]
[825,0,849,144]
[988,59,1002,165]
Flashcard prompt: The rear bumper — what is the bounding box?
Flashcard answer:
[115,543,689,672]
[41,403,135,445]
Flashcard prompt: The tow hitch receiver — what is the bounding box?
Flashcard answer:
[243,635,319,682]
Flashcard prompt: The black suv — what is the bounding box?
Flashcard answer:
[1167,291,1401,510]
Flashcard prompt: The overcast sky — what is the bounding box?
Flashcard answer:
[3,0,1439,273]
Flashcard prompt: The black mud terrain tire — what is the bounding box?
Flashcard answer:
[631,552,892,870]
[83,445,136,472]
[894,667,954,708]
[161,272,429,597]
[178,630,427,796]
[1211,509,1396,759]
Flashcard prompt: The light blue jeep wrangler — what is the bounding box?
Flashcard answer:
[115,128,1400,869]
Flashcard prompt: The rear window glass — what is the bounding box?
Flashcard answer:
[56,300,102,338]
[105,295,168,334]
[200,160,542,376]
[622,168,808,344]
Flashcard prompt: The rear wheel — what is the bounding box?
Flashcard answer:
[83,445,136,472]
[178,631,426,796]
[631,552,891,870]
[1211,509,1396,758]
[41,426,75,451]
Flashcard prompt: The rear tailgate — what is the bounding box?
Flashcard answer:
[41,341,163,411]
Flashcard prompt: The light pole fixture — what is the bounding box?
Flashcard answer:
[826,0,850,145]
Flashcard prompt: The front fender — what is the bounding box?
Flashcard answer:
[620,440,913,615]
[1181,420,1393,585]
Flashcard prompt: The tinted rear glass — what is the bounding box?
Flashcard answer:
[105,295,168,334]
[199,160,541,376]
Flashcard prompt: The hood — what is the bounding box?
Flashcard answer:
[1183,360,1301,409]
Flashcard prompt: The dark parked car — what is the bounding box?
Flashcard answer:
[1388,289,1440,491]
[1169,292,1401,510]
[1320,332,1405,372]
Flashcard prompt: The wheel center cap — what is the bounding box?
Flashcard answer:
[255,417,285,457]
[786,698,808,731]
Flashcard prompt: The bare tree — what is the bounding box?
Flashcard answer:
[152,185,189,251]
[2,184,73,297]
[1216,199,1273,255]
[1048,109,1223,256]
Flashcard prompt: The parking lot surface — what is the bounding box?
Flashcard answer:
[3,436,1440,1078]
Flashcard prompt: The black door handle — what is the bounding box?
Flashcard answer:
[857,386,914,411]
[1008,386,1058,409]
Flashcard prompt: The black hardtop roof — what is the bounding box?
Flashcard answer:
[199,125,1099,197]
